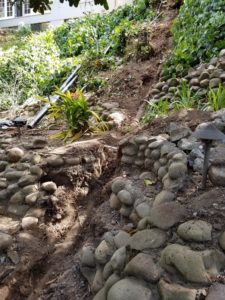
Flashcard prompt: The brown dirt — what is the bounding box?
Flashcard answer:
[90,6,177,121]
[1,155,118,300]
[18,160,225,300]
[0,113,216,300]
[0,106,214,300]
[1,3,218,300]
[142,109,212,136]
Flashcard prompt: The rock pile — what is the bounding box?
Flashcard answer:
[81,123,225,300]
[149,49,225,101]
[1,139,107,211]
[81,181,225,300]
[0,146,59,232]
[81,215,225,300]
[120,133,187,190]
[119,118,225,187]
[113,132,188,223]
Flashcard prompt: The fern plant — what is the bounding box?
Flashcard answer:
[41,89,108,141]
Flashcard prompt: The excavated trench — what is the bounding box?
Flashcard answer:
[0,137,118,300]
[1,110,225,300]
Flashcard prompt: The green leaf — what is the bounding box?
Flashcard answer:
[143,179,153,186]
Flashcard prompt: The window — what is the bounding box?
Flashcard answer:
[0,0,33,19]
[0,0,5,18]
[24,0,31,15]
[7,0,13,17]
[79,0,95,9]
[15,1,22,17]
[0,0,14,18]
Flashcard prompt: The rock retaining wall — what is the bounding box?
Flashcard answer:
[108,133,188,224]
[81,173,225,300]
[148,49,225,102]
[81,124,225,300]
[0,137,114,266]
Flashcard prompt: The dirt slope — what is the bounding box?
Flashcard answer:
[90,6,176,122]
[0,3,181,300]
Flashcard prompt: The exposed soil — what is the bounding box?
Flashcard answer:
[90,6,176,122]
[14,160,225,300]
[0,114,217,300]
[1,3,220,300]
[0,104,215,300]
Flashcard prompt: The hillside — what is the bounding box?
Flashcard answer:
[0,1,225,300]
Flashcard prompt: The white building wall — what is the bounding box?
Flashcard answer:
[0,0,132,29]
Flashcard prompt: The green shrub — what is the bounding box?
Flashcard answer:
[16,24,32,38]
[53,0,155,58]
[163,0,225,78]
[0,0,156,107]
[142,80,207,124]
[0,74,39,111]
[0,30,75,104]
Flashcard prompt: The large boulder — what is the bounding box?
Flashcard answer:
[92,267,104,293]
[153,190,175,206]
[125,253,162,282]
[109,194,121,210]
[41,181,57,193]
[159,279,197,300]
[111,178,128,194]
[135,203,151,218]
[206,284,225,300]
[0,232,13,250]
[149,202,186,230]
[95,240,113,265]
[110,246,127,271]
[107,278,153,300]
[117,190,134,205]
[0,217,20,234]
[177,220,212,242]
[80,266,96,286]
[168,123,191,142]
[7,148,24,162]
[162,172,185,192]
[21,216,38,230]
[208,165,225,186]
[18,175,38,187]
[168,162,187,180]
[114,231,130,248]
[93,288,106,300]
[81,245,96,267]
[219,232,225,250]
[32,138,48,149]
[46,155,64,167]
[121,145,138,156]
[160,244,225,283]
[129,229,167,250]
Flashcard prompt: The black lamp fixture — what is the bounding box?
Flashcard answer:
[193,123,225,189]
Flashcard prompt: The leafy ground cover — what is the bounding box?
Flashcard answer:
[142,0,225,125]
[163,0,225,78]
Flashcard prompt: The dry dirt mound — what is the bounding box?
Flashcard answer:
[90,6,176,122]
